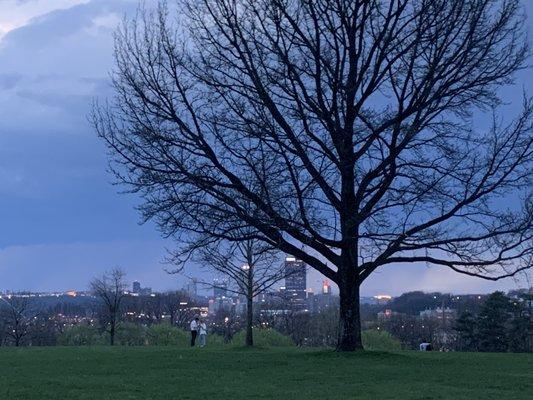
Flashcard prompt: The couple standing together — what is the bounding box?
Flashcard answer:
[190,317,207,347]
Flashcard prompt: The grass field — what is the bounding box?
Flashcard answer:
[1,346,532,399]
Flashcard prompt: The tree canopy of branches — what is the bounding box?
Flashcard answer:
[0,295,33,347]
[198,238,285,346]
[94,0,532,350]
[160,291,196,328]
[90,269,128,346]
[123,290,195,328]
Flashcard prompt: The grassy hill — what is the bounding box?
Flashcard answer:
[1,346,531,399]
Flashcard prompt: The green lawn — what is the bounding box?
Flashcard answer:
[1,346,531,399]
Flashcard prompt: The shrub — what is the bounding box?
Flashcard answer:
[362,329,402,351]
[58,325,103,346]
[232,328,294,347]
[204,332,226,347]
[146,324,188,346]
[115,322,146,346]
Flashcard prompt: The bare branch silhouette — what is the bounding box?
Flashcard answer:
[94,0,532,350]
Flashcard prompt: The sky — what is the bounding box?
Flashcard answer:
[0,0,531,296]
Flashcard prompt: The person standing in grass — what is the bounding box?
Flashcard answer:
[199,319,207,348]
[190,317,199,347]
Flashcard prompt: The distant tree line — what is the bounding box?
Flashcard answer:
[1,282,531,353]
[0,287,197,347]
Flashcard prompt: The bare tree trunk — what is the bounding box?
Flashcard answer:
[170,311,175,326]
[245,261,254,347]
[90,269,126,347]
[110,319,115,346]
[337,279,363,351]
[245,293,253,347]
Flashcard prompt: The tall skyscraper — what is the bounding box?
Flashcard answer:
[284,257,307,307]
[132,281,141,294]
[187,278,198,299]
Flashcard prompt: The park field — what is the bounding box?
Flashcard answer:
[1,346,532,400]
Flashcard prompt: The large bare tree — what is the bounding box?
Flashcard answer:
[94,0,532,350]
[90,269,128,346]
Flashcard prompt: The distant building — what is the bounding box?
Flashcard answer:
[322,280,331,295]
[420,307,457,321]
[508,288,533,308]
[310,292,338,313]
[213,279,228,298]
[131,281,152,296]
[187,278,198,299]
[373,294,393,305]
[306,290,315,310]
[234,297,247,315]
[208,297,234,315]
[284,257,307,308]
[256,291,279,304]
[377,309,399,320]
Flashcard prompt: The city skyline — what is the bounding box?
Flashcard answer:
[0,261,527,297]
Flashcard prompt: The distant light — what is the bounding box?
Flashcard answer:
[374,295,392,300]
[285,257,296,262]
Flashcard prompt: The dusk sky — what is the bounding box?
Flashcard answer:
[0,0,531,296]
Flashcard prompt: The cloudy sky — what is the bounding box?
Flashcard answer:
[0,0,531,296]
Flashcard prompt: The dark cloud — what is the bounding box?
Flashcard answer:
[0,0,167,292]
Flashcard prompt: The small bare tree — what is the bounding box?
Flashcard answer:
[160,291,196,328]
[90,269,128,346]
[95,0,532,350]
[197,238,285,346]
[0,295,33,347]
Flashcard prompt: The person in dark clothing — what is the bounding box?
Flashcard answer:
[190,317,199,347]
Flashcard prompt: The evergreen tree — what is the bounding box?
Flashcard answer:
[454,311,477,351]
[507,299,532,353]
[477,292,511,352]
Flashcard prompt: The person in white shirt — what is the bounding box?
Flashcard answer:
[198,319,207,348]
[190,317,199,347]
